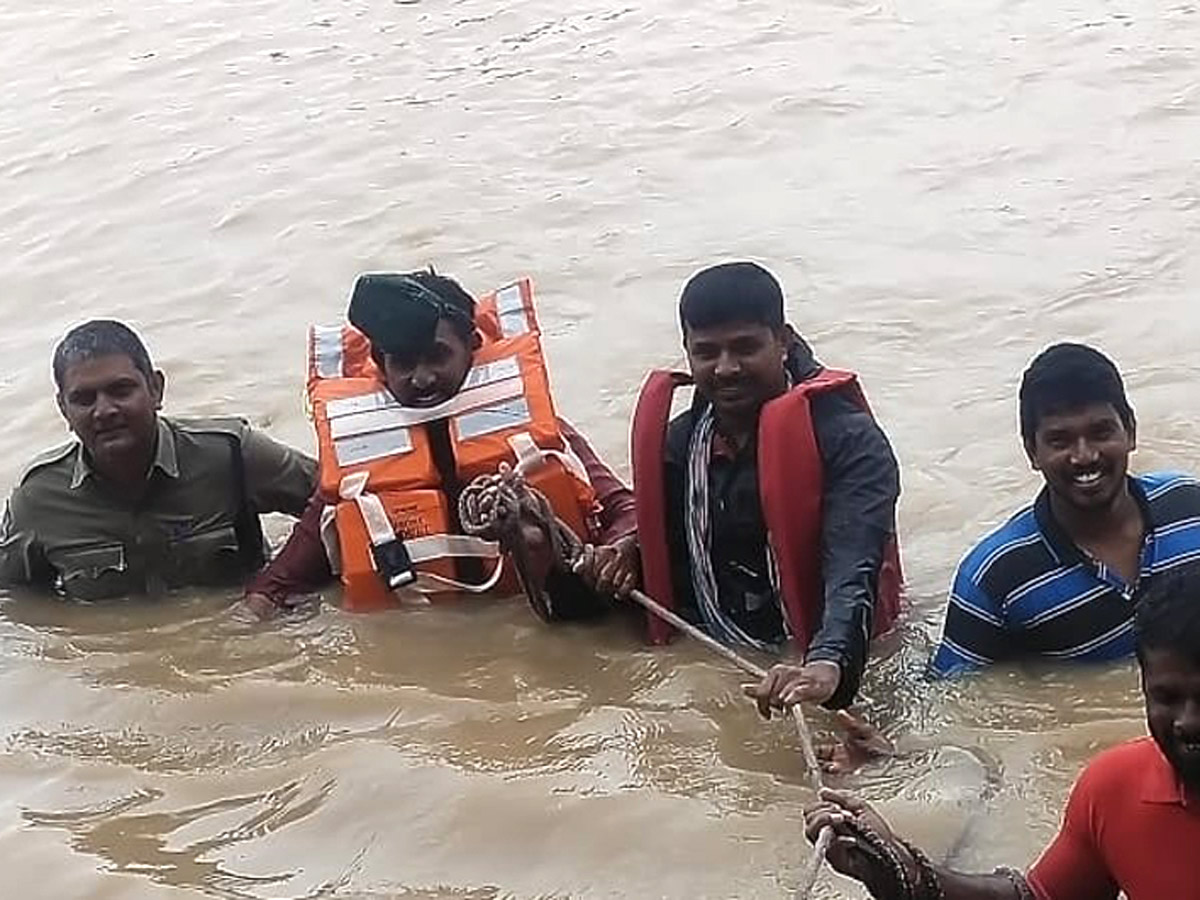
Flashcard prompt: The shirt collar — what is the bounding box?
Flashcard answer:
[68,418,179,489]
[1141,738,1189,806]
[1033,475,1151,566]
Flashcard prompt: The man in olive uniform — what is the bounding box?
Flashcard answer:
[0,320,316,600]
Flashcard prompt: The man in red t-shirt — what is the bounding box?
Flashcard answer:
[802,562,1200,899]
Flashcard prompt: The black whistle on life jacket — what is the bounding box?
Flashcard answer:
[372,539,417,590]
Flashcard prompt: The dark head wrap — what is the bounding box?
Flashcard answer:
[348,273,474,358]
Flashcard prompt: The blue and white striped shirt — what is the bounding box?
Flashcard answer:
[929,472,1200,677]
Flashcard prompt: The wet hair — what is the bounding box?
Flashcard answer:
[52,320,155,390]
[1018,343,1135,446]
[349,269,476,365]
[1135,562,1200,666]
[679,261,785,336]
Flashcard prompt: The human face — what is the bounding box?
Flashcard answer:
[684,321,789,425]
[56,354,163,472]
[1026,402,1135,513]
[1141,647,1200,792]
[382,319,476,408]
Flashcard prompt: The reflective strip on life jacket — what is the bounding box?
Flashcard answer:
[307,324,378,384]
[631,367,903,648]
[475,278,539,342]
[312,325,346,378]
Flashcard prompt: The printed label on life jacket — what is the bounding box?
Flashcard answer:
[455,397,533,440]
[334,428,414,467]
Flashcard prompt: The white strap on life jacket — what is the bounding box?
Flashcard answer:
[409,553,507,594]
[339,471,397,548]
[319,504,342,574]
[337,471,505,594]
[507,432,591,487]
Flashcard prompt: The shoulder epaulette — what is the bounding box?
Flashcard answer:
[167,415,250,440]
[16,441,78,485]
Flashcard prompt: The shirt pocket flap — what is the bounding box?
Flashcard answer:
[57,543,132,600]
[59,544,127,581]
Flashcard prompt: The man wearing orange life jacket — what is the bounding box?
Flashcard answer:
[238,271,638,620]
[632,262,902,710]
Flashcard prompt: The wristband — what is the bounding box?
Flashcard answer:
[993,867,1036,900]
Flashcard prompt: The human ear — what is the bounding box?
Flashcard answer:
[1024,438,1040,470]
[150,370,166,410]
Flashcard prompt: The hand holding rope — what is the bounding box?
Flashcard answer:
[456,468,915,899]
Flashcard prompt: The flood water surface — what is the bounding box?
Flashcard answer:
[1,0,1198,897]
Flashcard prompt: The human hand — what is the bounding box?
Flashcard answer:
[743,660,842,718]
[816,710,894,775]
[472,463,524,532]
[572,534,639,598]
[229,592,282,622]
[804,788,917,894]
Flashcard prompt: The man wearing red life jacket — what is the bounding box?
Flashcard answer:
[238,271,638,619]
[632,262,902,710]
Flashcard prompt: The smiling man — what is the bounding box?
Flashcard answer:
[806,562,1200,899]
[0,320,316,600]
[632,262,902,711]
[930,342,1200,676]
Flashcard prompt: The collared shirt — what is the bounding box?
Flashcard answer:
[1027,737,1200,899]
[0,416,316,600]
[663,346,900,710]
[930,472,1200,677]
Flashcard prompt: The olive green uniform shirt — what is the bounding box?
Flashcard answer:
[0,416,316,600]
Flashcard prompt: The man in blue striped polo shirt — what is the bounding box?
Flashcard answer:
[930,343,1200,677]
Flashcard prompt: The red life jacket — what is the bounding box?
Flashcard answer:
[631,367,903,647]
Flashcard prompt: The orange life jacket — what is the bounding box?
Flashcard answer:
[631,367,903,647]
[307,278,598,612]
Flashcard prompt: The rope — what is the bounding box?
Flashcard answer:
[618,588,834,899]
[456,470,913,900]
[458,468,580,621]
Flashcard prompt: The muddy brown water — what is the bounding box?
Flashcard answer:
[2,1,1198,897]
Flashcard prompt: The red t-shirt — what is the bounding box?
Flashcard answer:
[1027,737,1200,900]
